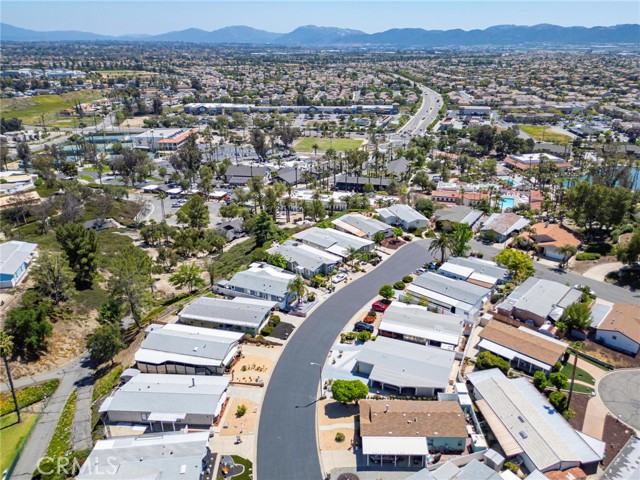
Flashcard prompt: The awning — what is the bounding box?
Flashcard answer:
[477,338,552,371]
[147,412,187,422]
[474,400,523,457]
[362,436,428,455]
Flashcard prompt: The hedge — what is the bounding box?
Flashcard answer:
[576,252,601,261]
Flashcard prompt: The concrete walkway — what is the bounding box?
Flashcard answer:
[583,394,609,439]
[583,262,624,282]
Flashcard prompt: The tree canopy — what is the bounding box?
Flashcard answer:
[331,379,369,404]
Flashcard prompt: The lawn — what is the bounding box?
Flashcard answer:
[217,456,254,480]
[294,137,363,152]
[561,358,596,385]
[566,383,595,395]
[0,91,105,126]
[518,125,571,144]
[0,412,39,474]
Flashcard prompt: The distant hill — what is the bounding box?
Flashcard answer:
[2,22,639,47]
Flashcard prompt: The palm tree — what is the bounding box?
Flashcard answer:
[312,143,319,156]
[345,246,359,270]
[287,274,308,306]
[558,244,577,268]
[0,332,20,423]
[428,233,454,263]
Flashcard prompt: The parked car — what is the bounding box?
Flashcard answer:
[332,272,348,284]
[354,322,374,333]
[371,300,391,312]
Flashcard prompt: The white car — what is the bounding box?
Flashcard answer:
[332,272,348,284]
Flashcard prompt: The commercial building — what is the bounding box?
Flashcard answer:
[496,277,583,327]
[267,240,341,279]
[216,262,296,310]
[332,213,393,240]
[77,431,212,480]
[356,336,455,397]
[292,226,374,259]
[0,240,37,289]
[477,321,567,374]
[593,304,640,355]
[223,165,270,186]
[406,272,491,319]
[505,153,571,172]
[438,256,510,289]
[459,106,492,116]
[135,323,242,376]
[178,295,276,335]
[359,400,468,467]
[376,203,429,231]
[480,213,530,243]
[334,175,390,192]
[467,369,604,474]
[99,373,230,432]
[378,303,464,349]
[132,128,195,152]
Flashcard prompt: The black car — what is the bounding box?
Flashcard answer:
[354,322,374,333]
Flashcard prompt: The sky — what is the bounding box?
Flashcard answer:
[2,1,639,35]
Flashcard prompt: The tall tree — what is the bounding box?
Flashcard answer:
[428,233,454,263]
[287,274,308,306]
[86,323,124,365]
[31,251,77,306]
[495,248,535,284]
[251,211,278,247]
[56,223,99,288]
[176,195,209,230]
[169,263,206,293]
[0,332,20,423]
[450,223,473,257]
[557,244,577,267]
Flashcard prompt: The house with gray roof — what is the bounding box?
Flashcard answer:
[267,240,340,279]
[292,226,374,258]
[332,213,392,240]
[216,262,296,310]
[480,212,530,243]
[378,302,464,349]
[135,323,242,376]
[376,203,429,231]
[386,157,409,178]
[438,256,510,289]
[355,336,455,397]
[334,174,390,192]
[224,165,270,186]
[99,373,230,432]
[406,272,491,319]
[77,431,211,480]
[433,206,483,229]
[496,277,583,327]
[0,240,37,288]
[467,368,604,474]
[178,295,277,335]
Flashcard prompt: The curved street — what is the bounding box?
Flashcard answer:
[256,241,432,480]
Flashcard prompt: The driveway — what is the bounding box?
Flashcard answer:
[598,369,640,430]
[256,241,432,480]
[583,262,624,282]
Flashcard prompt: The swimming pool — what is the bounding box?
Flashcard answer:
[499,197,515,211]
[505,177,522,187]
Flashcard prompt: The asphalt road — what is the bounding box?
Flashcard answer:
[256,241,433,480]
[598,369,640,430]
[397,83,443,137]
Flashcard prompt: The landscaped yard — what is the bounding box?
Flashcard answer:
[0,91,106,126]
[518,125,571,144]
[0,412,39,474]
[0,379,60,416]
[561,358,596,385]
[217,456,254,480]
[294,137,363,152]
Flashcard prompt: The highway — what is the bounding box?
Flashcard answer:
[396,81,443,137]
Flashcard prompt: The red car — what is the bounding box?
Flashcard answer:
[372,300,391,312]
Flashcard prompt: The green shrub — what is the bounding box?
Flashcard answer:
[403,235,413,241]
[269,314,281,326]
[236,404,247,417]
[504,461,519,474]
[549,391,568,412]
[533,371,548,391]
[260,325,274,336]
[0,379,60,416]
[475,351,510,374]
[393,281,406,290]
[576,252,600,261]
[357,331,371,342]
[92,365,123,402]
[402,275,413,284]
[335,432,346,442]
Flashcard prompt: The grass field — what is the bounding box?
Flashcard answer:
[561,358,596,385]
[0,91,105,127]
[294,137,363,152]
[0,412,39,474]
[519,125,571,144]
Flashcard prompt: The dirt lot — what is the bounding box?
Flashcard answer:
[319,400,359,426]
[319,428,357,451]
[219,398,258,436]
[571,255,617,274]
[602,414,635,467]
[581,340,640,369]
[231,354,273,384]
[317,400,359,451]
[381,237,406,250]
[567,392,591,432]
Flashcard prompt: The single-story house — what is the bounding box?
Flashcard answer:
[216,262,296,310]
[332,213,393,240]
[99,373,230,432]
[355,336,455,397]
[477,321,567,374]
[224,165,270,186]
[528,223,581,261]
[275,167,305,186]
[376,203,429,231]
[407,458,503,480]
[433,206,483,229]
[438,256,510,289]
[178,295,277,336]
[496,277,583,327]
[480,213,530,243]
[334,174,390,192]
[292,226,375,259]
[359,400,468,467]
[593,304,640,355]
[0,240,38,289]
[378,303,464,349]
[386,157,409,178]
[77,431,211,480]
[218,218,245,241]
[135,323,243,376]
[406,272,491,320]
[467,369,604,474]
[267,240,341,279]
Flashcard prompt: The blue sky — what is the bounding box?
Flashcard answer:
[3,1,639,35]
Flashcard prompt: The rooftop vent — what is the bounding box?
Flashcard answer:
[519,431,528,439]
[518,415,525,423]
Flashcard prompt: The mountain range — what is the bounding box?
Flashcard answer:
[1,23,639,47]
